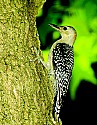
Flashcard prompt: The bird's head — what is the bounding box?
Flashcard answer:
[49,24,77,46]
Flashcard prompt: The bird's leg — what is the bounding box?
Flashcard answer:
[30,46,48,69]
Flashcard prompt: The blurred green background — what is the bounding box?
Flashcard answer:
[36,0,97,100]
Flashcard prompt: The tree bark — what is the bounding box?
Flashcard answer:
[0,0,61,124]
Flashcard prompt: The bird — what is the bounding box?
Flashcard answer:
[48,24,77,121]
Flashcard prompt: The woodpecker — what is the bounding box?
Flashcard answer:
[48,24,77,120]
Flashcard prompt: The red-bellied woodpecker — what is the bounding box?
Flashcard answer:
[48,24,77,121]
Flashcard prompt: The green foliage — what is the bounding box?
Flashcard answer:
[37,0,97,99]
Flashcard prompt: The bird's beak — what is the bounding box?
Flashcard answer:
[49,24,60,31]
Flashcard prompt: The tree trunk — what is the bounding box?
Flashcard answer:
[0,0,61,124]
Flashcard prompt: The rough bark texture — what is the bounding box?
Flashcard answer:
[0,0,61,125]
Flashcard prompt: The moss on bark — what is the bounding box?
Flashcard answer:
[0,0,62,124]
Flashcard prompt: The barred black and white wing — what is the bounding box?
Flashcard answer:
[52,43,74,119]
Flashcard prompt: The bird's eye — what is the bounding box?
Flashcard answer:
[63,27,67,30]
